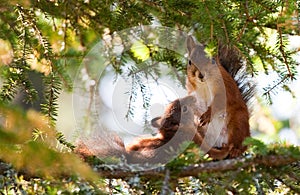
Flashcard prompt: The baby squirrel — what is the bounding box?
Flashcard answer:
[127,95,197,164]
[186,35,253,158]
[75,96,214,164]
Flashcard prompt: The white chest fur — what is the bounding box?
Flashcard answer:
[192,91,228,148]
[186,74,228,148]
[203,112,228,148]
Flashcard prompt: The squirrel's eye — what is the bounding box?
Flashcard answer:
[188,60,192,66]
[182,105,188,113]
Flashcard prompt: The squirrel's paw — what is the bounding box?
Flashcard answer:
[199,108,211,126]
[229,148,243,158]
[208,143,233,160]
[221,143,234,152]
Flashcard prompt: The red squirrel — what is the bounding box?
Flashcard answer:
[126,95,198,164]
[186,35,253,158]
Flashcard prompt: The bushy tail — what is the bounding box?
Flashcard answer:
[74,131,127,162]
[217,43,256,106]
[74,131,175,165]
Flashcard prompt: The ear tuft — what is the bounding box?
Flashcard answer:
[187,35,196,55]
[151,117,163,128]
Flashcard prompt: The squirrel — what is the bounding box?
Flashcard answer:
[126,95,198,164]
[75,96,201,164]
[185,35,254,158]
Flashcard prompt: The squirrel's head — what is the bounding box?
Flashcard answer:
[186,36,217,88]
[151,95,196,139]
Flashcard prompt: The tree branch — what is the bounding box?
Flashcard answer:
[94,155,299,179]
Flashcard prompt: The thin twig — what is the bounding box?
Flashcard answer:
[277,28,293,78]
[277,5,293,79]
[125,74,136,119]
[128,61,159,76]
[262,74,288,97]
[204,4,214,41]
[221,19,229,44]
[236,1,250,42]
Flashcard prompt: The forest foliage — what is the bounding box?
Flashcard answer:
[0,0,300,194]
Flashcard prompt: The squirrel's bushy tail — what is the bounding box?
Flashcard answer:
[217,43,256,106]
[74,131,127,162]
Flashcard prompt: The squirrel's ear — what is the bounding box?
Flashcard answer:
[187,35,196,55]
[151,117,163,128]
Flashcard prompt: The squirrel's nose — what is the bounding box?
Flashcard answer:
[198,71,204,79]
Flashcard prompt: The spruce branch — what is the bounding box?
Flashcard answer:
[125,73,138,120]
[93,155,299,179]
[221,19,229,44]
[262,74,289,103]
[277,27,293,79]
[203,4,214,41]
[41,72,61,126]
[236,2,249,42]
[128,61,159,76]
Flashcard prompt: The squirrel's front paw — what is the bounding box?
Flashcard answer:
[229,148,243,158]
[221,143,234,152]
[199,107,211,126]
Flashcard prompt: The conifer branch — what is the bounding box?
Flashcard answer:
[203,4,213,41]
[277,27,293,78]
[263,74,289,100]
[94,155,299,179]
[128,61,159,76]
[221,19,229,44]
[236,2,249,42]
